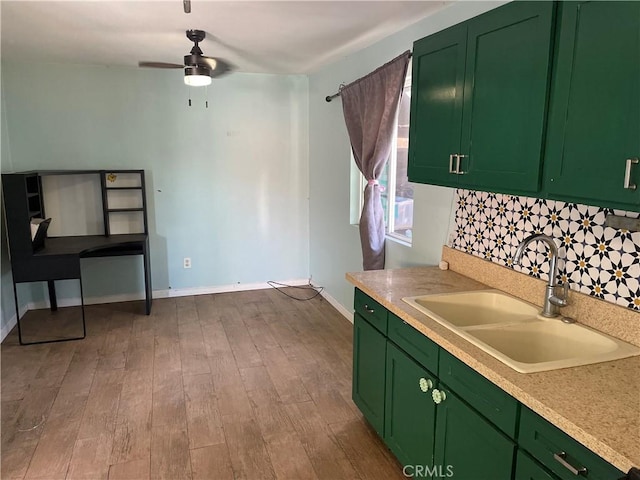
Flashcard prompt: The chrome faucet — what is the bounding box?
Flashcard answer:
[513,234,569,317]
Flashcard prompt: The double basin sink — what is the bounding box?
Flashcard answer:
[402,290,640,373]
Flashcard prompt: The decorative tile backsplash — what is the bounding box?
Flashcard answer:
[449,189,640,311]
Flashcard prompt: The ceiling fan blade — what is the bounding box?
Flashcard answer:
[201,56,233,78]
[138,61,184,69]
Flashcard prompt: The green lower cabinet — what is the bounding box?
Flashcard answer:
[515,451,560,480]
[352,314,387,436]
[519,407,624,480]
[351,290,624,480]
[433,386,516,480]
[384,342,437,471]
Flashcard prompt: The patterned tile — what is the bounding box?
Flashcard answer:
[449,189,640,312]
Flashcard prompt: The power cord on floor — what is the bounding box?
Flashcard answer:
[17,415,45,432]
[267,281,324,301]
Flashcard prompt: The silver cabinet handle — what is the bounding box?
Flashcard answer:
[449,154,458,174]
[456,154,467,175]
[624,158,639,190]
[363,304,375,314]
[553,452,587,476]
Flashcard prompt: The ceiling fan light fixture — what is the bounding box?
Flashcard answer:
[184,66,211,86]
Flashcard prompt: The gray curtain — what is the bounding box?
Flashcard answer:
[341,51,411,270]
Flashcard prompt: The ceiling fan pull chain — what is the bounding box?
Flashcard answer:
[206,85,209,108]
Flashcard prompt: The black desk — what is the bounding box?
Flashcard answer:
[11,234,152,345]
[36,234,152,313]
[2,170,152,345]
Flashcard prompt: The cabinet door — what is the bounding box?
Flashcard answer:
[459,1,555,194]
[433,387,516,480]
[515,451,560,480]
[408,23,467,187]
[384,342,437,469]
[544,1,640,209]
[352,314,387,436]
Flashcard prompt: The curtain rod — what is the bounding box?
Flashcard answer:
[325,52,412,102]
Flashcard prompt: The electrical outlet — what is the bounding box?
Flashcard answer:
[183,257,191,269]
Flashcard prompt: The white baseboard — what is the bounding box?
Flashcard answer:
[29,292,145,310]
[0,317,17,341]
[0,304,26,341]
[155,279,311,299]
[319,289,353,323]
[22,278,312,311]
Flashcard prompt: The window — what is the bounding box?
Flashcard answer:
[351,62,414,244]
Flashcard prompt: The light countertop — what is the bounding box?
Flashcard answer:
[346,266,640,473]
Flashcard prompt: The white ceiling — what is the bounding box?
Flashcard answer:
[1,1,448,74]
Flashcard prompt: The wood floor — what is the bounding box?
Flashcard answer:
[1,288,405,479]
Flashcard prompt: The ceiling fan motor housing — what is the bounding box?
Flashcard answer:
[186,29,206,44]
[139,28,228,83]
[184,54,210,68]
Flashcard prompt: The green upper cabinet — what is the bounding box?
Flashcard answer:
[543,1,640,210]
[460,1,554,193]
[408,23,467,187]
[408,1,555,195]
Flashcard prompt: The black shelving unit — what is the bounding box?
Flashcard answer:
[24,174,45,223]
[100,170,149,236]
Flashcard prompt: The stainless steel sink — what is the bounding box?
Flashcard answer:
[402,290,640,373]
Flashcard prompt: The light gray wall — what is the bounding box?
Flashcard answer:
[1,62,310,311]
[1,71,24,336]
[308,2,506,310]
[0,2,509,334]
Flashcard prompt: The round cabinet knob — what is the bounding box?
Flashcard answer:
[432,389,447,404]
[418,378,433,393]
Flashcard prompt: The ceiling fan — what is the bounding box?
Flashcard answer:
[139,30,232,86]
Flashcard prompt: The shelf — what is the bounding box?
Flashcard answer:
[29,211,42,218]
[101,170,147,235]
[27,192,40,198]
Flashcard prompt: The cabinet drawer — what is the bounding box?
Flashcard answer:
[387,312,439,374]
[354,289,388,334]
[439,350,519,438]
[516,450,560,480]
[519,407,623,480]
